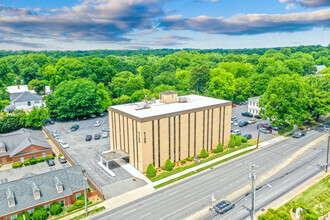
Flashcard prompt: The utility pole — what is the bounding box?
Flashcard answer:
[82,169,88,215]
[256,122,261,149]
[326,131,329,173]
[246,162,258,220]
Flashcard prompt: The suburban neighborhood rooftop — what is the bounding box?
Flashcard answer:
[110,94,231,119]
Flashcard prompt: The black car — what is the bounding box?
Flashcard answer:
[239,121,248,127]
[70,124,79,131]
[46,159,55,166]
[242,112,253,117]
[94,134,101,140]
[214,200,235,214]
[254,115,261,119]
[86,135,92,141]
[243,134,252,140]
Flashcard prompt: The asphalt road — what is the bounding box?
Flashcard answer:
[90,127,327,220]
[201,140,327,220]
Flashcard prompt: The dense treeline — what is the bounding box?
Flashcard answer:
[0,45,329,122]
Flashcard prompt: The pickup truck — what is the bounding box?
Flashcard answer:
[292,129,307,138]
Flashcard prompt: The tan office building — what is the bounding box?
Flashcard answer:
[108,92,232,172]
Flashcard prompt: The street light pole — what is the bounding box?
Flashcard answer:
[246,162,258,220]
[82,169,88,215]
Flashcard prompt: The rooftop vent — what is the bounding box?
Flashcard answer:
[6,188,15,208]
[32,182,41,200]
[150,98,156,104]
[178,97,188,103]
[0,141,6,153]
[55,176,64,193]
[134,102,150,111]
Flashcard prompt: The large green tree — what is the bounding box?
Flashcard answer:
[25,107,49,128]
[207,68,235,100]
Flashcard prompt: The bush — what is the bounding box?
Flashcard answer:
[180,160,186,164]
[24,161,30,166]
[212,149,219,153]
[29,158,38,165]
[235,136,242,146]
[164,159,174,171]
[200,148,208,158]
[37,157,45,163]
[228,138,235,148]
[186,157,193,162]
[241,137,247,143]
[45,156,55,160]
[58,153,63,157]
[77,194,88,201]
[146,163,157,178]
[50,202,63,215]
[12,162,23,168]
[17,212,31,220]
[33,207,48,220]
[74,199,85,208]
[258,209,290,220]
[197,154,201,158]
[216,142,224,152]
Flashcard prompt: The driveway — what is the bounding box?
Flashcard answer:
[231,104,274,142]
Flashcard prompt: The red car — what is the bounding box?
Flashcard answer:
[232,104,236,107]
[263,125,272,131]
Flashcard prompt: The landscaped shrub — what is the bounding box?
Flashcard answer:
[74,199,85,208]
[146,163,157,178]
[29,158,38,165]
[24,161,30,166]
[37,157,45,163]
[235,136,242,146]
[200,148,208,158]
[58,153,63,157]
[212,149,219,153]
[216,142,224,152]
[50,202,63,215]
[33,207,48,220]
[164,159,174,171]
[45,156,55,160]
[12,162,23,168]
[186,157,193,162]
[228,138,235,148]
[258,209,290,220]
[17,212,31,220]
[241,137,247,143]
[180,160,186,164]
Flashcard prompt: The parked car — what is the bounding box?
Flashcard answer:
[60,142,69,149]
[46,159,55,166]
[242,112,253,117]
[260,127,271,134]
[70,124,79,131]
[243,134,252,140]
[58,156,67,164]
[102,132,109,138]
[239,121,248,127]
[52,130,59,137]
[94,134,101,140]
[231,130,241,135]
[82,116,88,120]
[214,200,235,214]
[263,125,273,131]
[292,129,307,138]
[232,103,236,107]
[85,135,92,141]
[248,119,257,124]
[233,121,239,126]
[231,115,236,119]
[94,120,102,127]
[90,114,96,118]
[254,115,261,119]
[102,127,110,132]
[55,137,63,143]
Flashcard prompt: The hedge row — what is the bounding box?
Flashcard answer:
[12,157,48,168]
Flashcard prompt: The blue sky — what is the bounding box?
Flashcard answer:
[0,0,329,50]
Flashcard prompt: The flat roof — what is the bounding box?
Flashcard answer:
[110,94,231,120]
[100,150,129,162]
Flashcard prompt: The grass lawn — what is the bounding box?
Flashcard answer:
[278,125,293,135]
[69,206,105,220]
[277,175,330,216]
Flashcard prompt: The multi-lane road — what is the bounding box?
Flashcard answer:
[90,127,328,220]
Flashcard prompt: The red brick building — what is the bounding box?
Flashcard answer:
[0,129,53,165]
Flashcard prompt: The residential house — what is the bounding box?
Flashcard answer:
[6,85,35,94]
[0,165,86,219]
[4,92,45,113]
[0,129,53,165]
[248,96,260,116]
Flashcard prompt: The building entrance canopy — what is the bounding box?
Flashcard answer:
[100,150,129,163]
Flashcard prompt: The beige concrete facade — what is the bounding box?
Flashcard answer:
[109,95,232,172]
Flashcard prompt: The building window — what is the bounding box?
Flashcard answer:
[20,157,24,163]
[123,117,126,152]
[219,107,222,143]
[194,112,197,156]
[158,119,161,168]
[188,113,190,157]
[211,109,213,150]
[222,107,226,145]
[152,121,155,166]
[32,155,35,159]
[60,199,65,206]
[27,101,31,106]
[42,152,46,158]
[168,117,171,160]
[138,132,140,143]
[144,132,146,143]
[203,111,205,147]
[28,209,34,215]
[207,109,209,151]
[132,120,135,168]
[126,117,129,154]
[11,214,17,220]
[174,116,176,161]
[44,204,50,211]
[31,146,33,150]
[135,121,139,170]
[119,115,122,149]
[76,193,81,200]
[179,115,181,161]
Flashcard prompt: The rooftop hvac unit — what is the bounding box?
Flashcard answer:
[134,102,150,110]
[178,97,188,103]
[151,98,156,103]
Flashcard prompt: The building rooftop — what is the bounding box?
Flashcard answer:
[10,91,43,102]
[100,150,129,162]
[248,96,260,101]
[110,94,230,120]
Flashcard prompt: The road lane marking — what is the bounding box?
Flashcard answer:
[138,212,151,219]
[219,178,228,183]
[184,193,194,199]
[123,209,136,215]
[283,178,291,184]
[235,163,242,167]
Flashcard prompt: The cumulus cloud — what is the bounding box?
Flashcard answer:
[160,8,330,35]
[280,0,330,8]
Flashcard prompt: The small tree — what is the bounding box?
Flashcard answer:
[33,207,48,220]
[50,202,63,215]
[228,137,235,148]
[17,212,31,220]
[235,136,242,146]
[241,137,247,143]
[146,163,157,177]
[200,148,209,158]
[164,159,174,171]
[216,142,224,152]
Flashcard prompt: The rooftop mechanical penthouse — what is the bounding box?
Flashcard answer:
[108,91,232,172]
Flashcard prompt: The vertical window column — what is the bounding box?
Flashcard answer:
[168,117,171,160]
[211,108,214,150]
[123,116,126,152]
[135,121,139,171]
[179,115,181,161]
[152,121,155,166]
[188,113,190,157]
[194,112,197,156]
[222,107,226,145]
[219,107,222,143]
[207,109,209,151]
[174,116,176,161]
[132,120,135,167]
[158,119,161,167]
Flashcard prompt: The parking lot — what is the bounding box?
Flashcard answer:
[231,104,275,142]
[45,113,146,199]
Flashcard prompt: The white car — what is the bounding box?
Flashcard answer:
[231,115,236,119]
[233,121,239,126]
[231,130,241,135]
[102,132,109,138]
[94,120,102,127]
[60,142,69,149]
[55,137,63,143]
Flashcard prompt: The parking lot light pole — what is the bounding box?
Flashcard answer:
[82,169,88,215]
